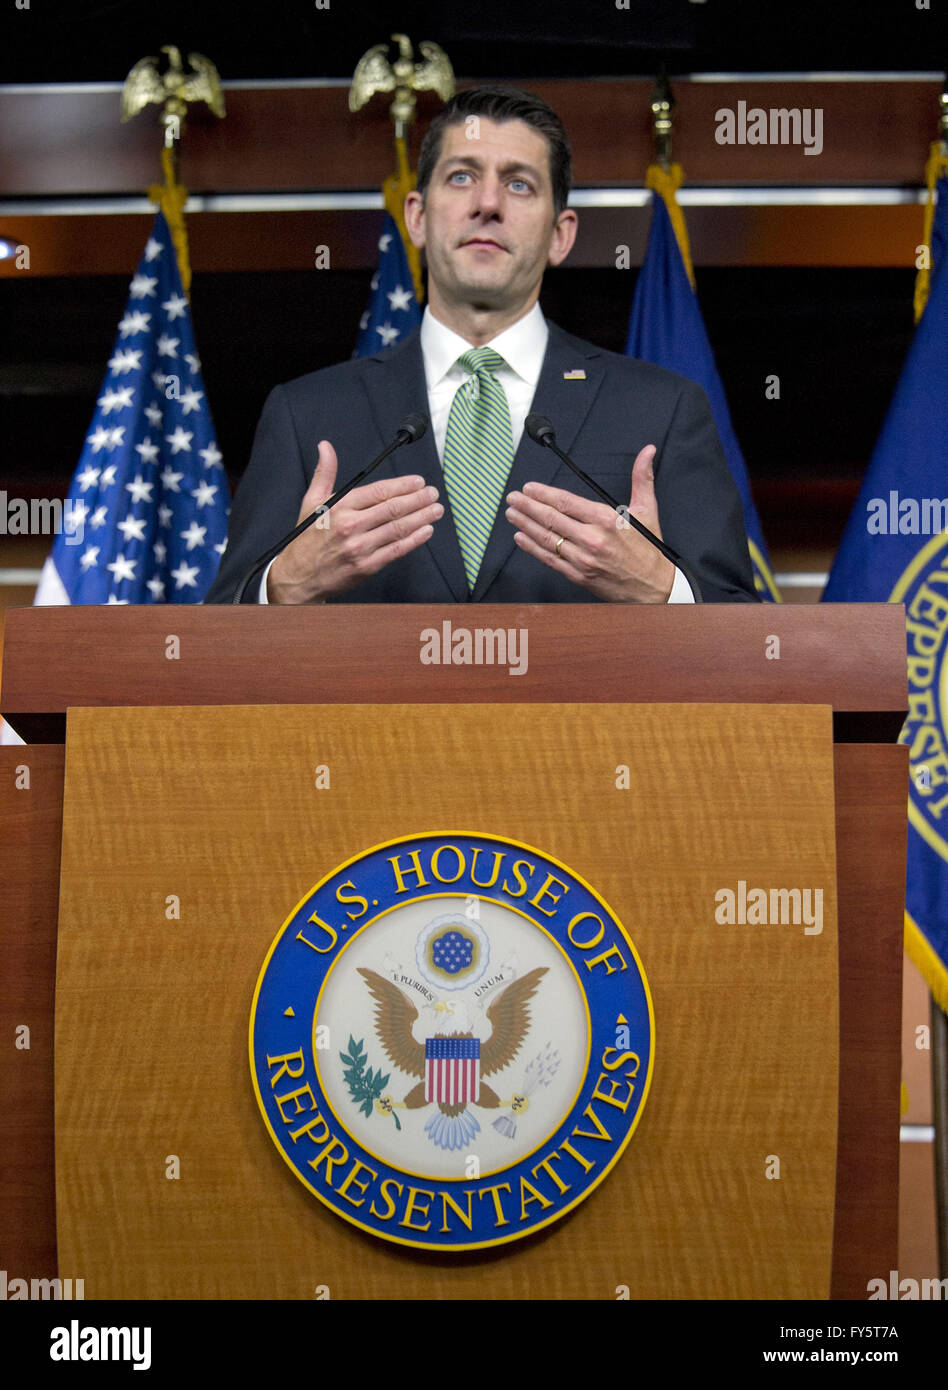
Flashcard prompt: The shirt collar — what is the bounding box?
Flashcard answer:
[421,302,548,389]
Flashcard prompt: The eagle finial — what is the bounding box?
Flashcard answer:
[349,34,455,136]
[121,45,225,144]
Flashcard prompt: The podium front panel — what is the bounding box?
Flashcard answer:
[54,701,838,1299]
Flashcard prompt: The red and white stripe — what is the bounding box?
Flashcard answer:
[425,1054,480,1105]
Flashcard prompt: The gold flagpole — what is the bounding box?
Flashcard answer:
[350,32,455,303]
[913,78,948,324]
[120,45,226,295]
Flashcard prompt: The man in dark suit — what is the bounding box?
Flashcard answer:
[207,86,758,606]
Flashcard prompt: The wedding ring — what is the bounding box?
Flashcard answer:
[554,535,565,557]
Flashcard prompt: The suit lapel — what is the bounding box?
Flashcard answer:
[361,332,469,601]
[471,323,606,600]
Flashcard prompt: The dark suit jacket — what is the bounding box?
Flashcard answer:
[206,322,759,604]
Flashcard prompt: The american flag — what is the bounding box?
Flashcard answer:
[425,1036,481,1106]
[33,208,228,606]
[353,213,422,358]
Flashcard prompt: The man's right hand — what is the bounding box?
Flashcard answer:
[266,440,443,604]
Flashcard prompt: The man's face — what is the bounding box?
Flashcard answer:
[404,117,577,320]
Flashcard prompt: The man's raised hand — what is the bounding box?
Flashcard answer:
[505,443,675,604]
[267,440,443,603]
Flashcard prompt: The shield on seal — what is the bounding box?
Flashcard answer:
[425,1036,481,1105]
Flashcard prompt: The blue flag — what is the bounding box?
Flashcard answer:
[34,209,228,606]
[823,176,948,1007]
[354,214,422,358]
[627,188,780,601]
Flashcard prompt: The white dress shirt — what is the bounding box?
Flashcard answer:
[261,302,693,602]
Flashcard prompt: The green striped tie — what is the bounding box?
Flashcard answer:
[442,347,515,590]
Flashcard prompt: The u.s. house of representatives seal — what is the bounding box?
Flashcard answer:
[249,833,654,1251]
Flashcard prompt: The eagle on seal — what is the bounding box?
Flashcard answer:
[357,966,547,1151]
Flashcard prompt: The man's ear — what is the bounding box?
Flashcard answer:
[547,208,578,268]
[404,190,426,250]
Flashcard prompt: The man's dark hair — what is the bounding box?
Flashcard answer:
[415,85,572,218]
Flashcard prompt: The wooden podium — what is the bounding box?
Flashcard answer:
[0,604,907,1299]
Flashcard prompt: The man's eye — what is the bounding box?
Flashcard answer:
[449,170,472,184]
[509,179,532,194]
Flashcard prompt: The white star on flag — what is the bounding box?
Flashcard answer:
[90,506,108,529]
[118,311,151,337]
[161,467,184,492]
[147,576,166,599]
[135,438,160,464]
[108,349,143,374]
[184,353,201,373]
[79,546,99,570]
[153,540,167,563]
[165,429,192,456]
[158,504,173,528]
[99,464,118,488]
[375,321,400,346]
[144,238,163,261]
[180,521,207,551]
[156,335,180,358]
[378,233,392,252]
[191,480,218,508]
[179,387,204,414]
[126,475,154,504]
[130,274,158,299]
[117,515,148,543]
[85,428,111,455]
[171,560,200,589]
[161,293,188,320]
[77,464,101,489]
[199,442,223,469]
[387,285,413,312]
[97,386,135,415]
[145,402,163,427]
[106,554,137,583]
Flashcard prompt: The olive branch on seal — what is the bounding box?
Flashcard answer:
[340,1036,401,1130]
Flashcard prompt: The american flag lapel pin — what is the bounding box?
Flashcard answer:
[563,369,586,380]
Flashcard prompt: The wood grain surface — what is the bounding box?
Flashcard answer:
[0,745,64,1284]
[54,702,840,1299]
[1,604,907,745]
[831,744,906,1299]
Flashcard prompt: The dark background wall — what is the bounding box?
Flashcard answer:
[0,0,944,566]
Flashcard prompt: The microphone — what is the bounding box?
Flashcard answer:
[232,413,429,604]
[524,413,704,604]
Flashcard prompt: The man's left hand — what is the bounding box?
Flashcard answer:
[505,443,675,603]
